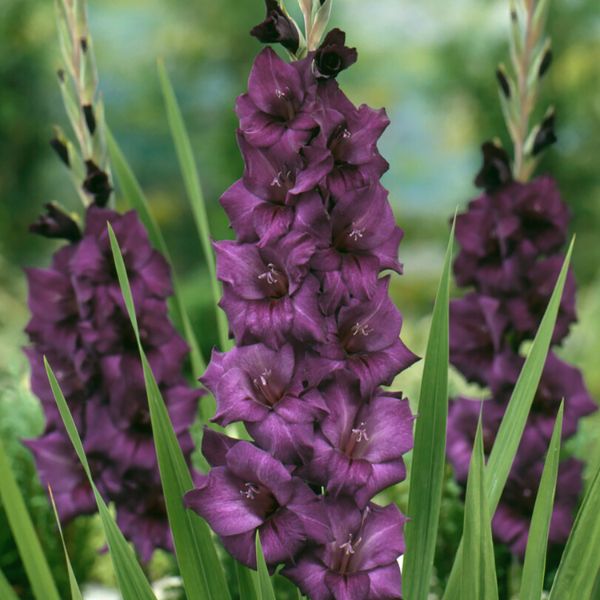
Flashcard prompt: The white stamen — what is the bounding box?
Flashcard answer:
[342,128,352,139]
[253,368,272,389]
[257,263,279,285]
[348,227,365,242]
[240,482,260,500]
[351,422,369,443]
[351,322,373,337]
[339,533,361,555]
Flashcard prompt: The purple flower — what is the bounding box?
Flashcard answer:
[25,204,201,560]
[311,184,403,306]
[201,343,327,462]
[316,277,417,394]
[217,232,327,349]
[284,499,406,600]
[449,293,509,387]
[302,374,413,507]
[315,84,390,195]
[184,432,329,568]
[220,134,331,245]
[313,29,358,80]
[236,48,318,149]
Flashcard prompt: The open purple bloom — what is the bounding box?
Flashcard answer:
[311,184,403,305]
[217,232,326,349]
[316,277,417,394]
[236,48,318,149]
[284,499,406,600]
[185,433,329,568]
[314,84,390,195]
[302,374,413,506]
[221,134,331,245]
[202,343,326,462]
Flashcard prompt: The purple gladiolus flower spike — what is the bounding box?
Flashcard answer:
[25,204,201,561]
[448,142,597,559]
[187,26,415,598]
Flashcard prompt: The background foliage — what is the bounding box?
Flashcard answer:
[0,0,598,596]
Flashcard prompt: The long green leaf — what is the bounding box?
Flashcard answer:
[106,127,206,377]
[235,561,258,600]
[108,224,231,600]
[44,360,157,600]
[255,533,276,600]
[48,486,84,600]
[403,224,454,600]
[443,239,574,597]
[457,418,498,600]
[0,436,61,600]
[548,443,600,598]
[157,59,230,352]
[519,403,563,600]
[0,568,19,600]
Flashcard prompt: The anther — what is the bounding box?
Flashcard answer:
[240,482,260,500]
[351,322,373,337]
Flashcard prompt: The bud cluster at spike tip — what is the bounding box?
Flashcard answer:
[24,204,202,562]
[183,28,417,600]
[446,143,597,558]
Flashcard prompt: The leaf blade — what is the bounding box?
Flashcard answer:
[48,486,84,600]
[458,418,498,600]
[0,436,61,600]
[548,439,600,598]
[44,360,157,600]
[108,224,231,600]
[443,240,574,598]
[403,224,454,600]
[106,127,206,377]
[156,59,230,352]
[0,568,19,600]
[255,533,277,600]
[519,403,563,600]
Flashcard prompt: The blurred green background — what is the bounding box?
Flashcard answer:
[1,0,599,596]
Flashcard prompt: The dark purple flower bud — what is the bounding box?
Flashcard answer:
[301,374,413,507]
[236,48,318,148]
[49,137,70,166]
[216,233,326,349]
[184,437,330,568]
[495,66,511,98]
[538,48,553,78]
[313,28,358,80]
[83,160,112,207]
[29,202,82,242]
[284,499,405,600]
[250,0,300,54]
[473,141,513,192]
[532,109,557,156]
[201,344,327,462]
